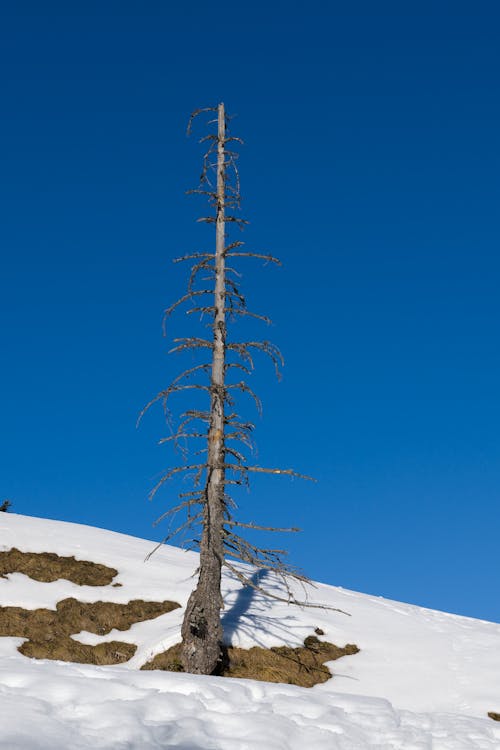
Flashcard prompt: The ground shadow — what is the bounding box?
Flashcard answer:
[221,569,268,643]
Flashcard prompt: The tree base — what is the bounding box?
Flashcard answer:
[180,586,224,675]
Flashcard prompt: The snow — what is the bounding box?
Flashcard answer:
[1,512,499,749]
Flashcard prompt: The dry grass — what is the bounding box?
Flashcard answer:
[0,597,180,664]
[142,636,359,687]
[0,547,181,665]
[488,712,500,721]
[0,548,117,586]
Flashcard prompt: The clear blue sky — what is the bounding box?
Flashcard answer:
[1,2,499,622]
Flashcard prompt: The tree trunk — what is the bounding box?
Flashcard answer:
[180,103,227,674]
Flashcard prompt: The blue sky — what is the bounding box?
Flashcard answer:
[1,2,499,621]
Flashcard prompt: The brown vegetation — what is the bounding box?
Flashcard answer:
[0,598,180,665]
[488,712,500,721]
[0,548,117,586]
[142,635,359,687]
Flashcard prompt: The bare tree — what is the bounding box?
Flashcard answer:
[142,103,314,675]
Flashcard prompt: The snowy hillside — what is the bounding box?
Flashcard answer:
[0,513,499,749]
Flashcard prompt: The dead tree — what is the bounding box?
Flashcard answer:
[142,103,314,675]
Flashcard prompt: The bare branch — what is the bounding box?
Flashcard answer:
[158,433,205,445]
[188,258,215,292]
[224,520,300,533]
[186,306,216,318]
[224,464,316,482]
[225,252,282,266]
[146,511,204,562]
[228,340,283,378]
[225,362,252,375]
[138,380,211,426]
[171,363,212,386]
[169,337,214,354]
[224,241,245,252]
[227,381,262,416]
[153,497,203,526]
[196,216,249,227]
[179,490,205,499]
[150,463,207,499]
[178,410,211,430]
[163,291,212,334]
[224,413,255,431]
[186,106,217,136]
[225,429,254,450]
[186,188,217,198]
[228,308,272,325]
[225,446,246,465]
[173,253,213,264]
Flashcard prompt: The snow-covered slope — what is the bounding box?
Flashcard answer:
[0,513,499,749]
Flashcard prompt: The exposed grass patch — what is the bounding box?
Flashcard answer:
[0,598,180,665]
[488,712,500,721]
[0,548,118,586]
[142,635,359,687]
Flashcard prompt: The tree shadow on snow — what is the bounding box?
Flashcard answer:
[221,569,313,648]
[221,569,268,642]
